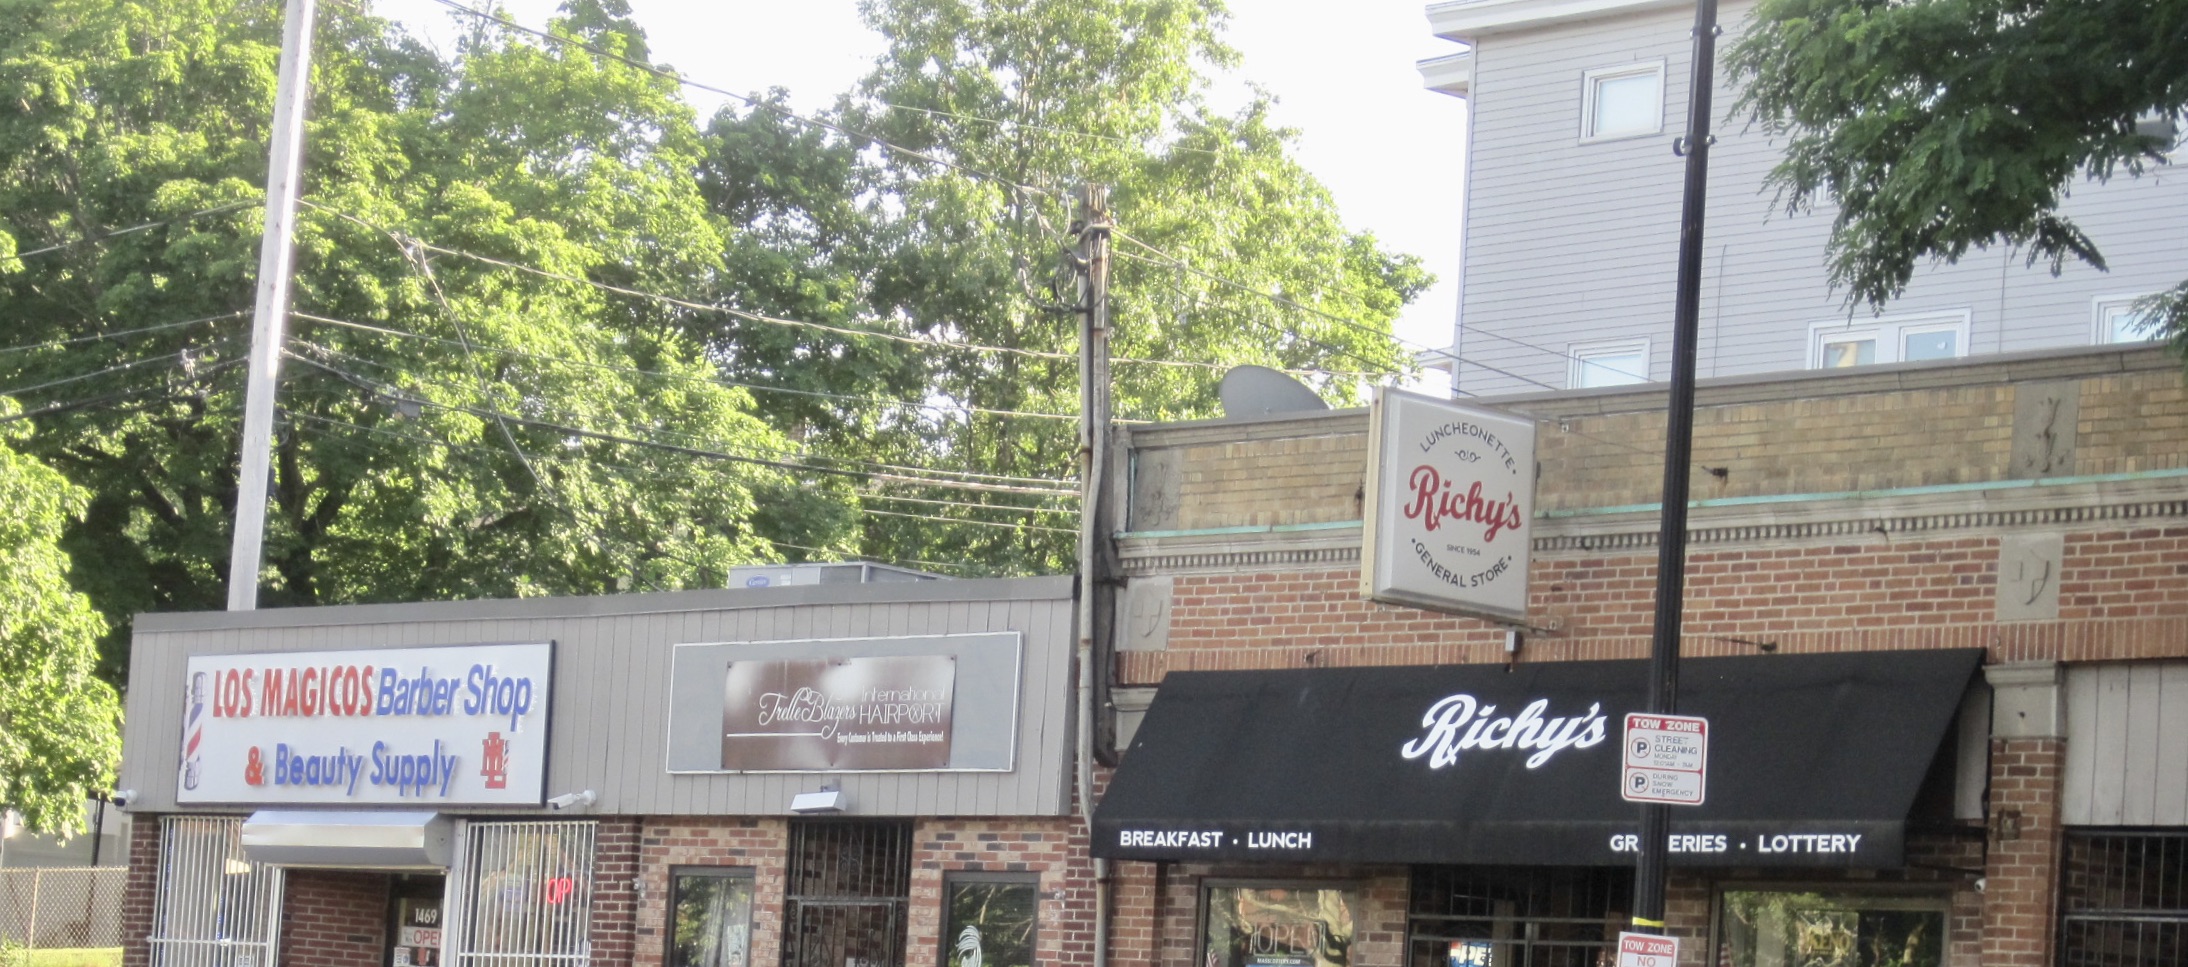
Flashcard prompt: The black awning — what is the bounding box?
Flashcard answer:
[1092,648,1982,868]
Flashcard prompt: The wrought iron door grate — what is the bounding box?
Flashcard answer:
[783,821,912,967]
[2060,829,2188,967]
[1406,866,1629,967]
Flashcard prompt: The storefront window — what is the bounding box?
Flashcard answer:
[669,868,756,967]
[1717,890,1946,967]
[942,873,1039,967]
[1203,884,1358,967]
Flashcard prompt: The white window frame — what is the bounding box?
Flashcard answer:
[2092,294,2161,344]
[1580,62,1666,142]
[1568,339,1651,388]
[1806,311,1971,369]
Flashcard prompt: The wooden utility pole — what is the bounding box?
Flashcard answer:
[226,0,318,610]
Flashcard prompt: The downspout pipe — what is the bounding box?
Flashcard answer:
[1074,185,1115,967]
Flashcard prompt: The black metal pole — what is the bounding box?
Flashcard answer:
[90,791,107,866]
[1632,0,1720,935]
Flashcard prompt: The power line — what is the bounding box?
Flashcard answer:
[286,407,1073,540]
[0,341,238,398]
[289,309,1079,424]
[0,358,246,425]
[288,336,1075,489]
[11,202,258,260]
[1113,232,1442,355]
[403,234,1263,374]
[283,350,1078,496]
[0,311,248,357]
[861,507,1076,536]
[863,491,1077,519]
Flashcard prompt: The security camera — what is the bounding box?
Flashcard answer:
[546,790,596,810]
[110,790,137,809]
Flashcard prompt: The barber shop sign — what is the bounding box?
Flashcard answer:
[1362,388,1537,622]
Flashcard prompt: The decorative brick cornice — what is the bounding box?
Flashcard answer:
[1120,475,2188,576]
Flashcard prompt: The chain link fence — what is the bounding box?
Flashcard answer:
[0,867,128,949]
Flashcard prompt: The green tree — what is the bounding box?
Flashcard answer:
[698,0,1432,574]
[0,398,121,835]
[1727,0,2188,341]
[0,0,836,676]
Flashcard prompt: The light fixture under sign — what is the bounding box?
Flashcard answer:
[790,787,846,814]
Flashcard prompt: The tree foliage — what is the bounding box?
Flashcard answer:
[1727,0,2188,340]
[0,0,837,676]
[0,398,120,835]
[698,0,1431,574]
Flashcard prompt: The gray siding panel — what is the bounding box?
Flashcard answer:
[120,579,1077,819]
[2064,662,2188,826]
[1455,1,2188,395]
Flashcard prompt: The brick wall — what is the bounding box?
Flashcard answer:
[1984,738,2065,967]
[280,870,390,967]
[907,819,1089,967]
[593,818,643,967]
[120,815,160,967]
[632,818,790,967]
[1120,348,2188,530]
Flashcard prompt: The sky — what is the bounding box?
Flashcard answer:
[373,0,1470,366]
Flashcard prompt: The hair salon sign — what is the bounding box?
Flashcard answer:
[1362,388,1537,622]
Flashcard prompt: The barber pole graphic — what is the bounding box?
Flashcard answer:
[182,671,207,790]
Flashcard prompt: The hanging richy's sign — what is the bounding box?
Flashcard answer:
[721,655,957,770]
[1361,388,1537,622]
[177,642,554,806]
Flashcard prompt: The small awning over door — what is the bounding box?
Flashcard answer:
[240,810,452,868]
[1092,648,1983,868]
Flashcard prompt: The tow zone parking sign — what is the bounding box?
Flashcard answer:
[1620,712,1707,805]
[1616,933,1678,967]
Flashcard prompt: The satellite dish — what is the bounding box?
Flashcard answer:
[1219,365,1331,419]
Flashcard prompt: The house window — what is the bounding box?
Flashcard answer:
[1202,882,1359,967]
[1582,63,1664,140]
[1716,889,1948,967]
[1808,313,1970,369]
[2094,296,2161,344]
[668,867,756,967]
[943,873,1040,967]
[1569,340,1650,388]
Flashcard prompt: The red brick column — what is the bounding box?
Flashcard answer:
[1983,736,2064,967]
[908,819,1087,967]
[280,870,391,967]
[120,815,162,967]
[630,818,790,967]
[591,818,644,967]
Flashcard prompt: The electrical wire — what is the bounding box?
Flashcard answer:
[863,491,1077,519]
[289,310,1078,423]
[0,311,248,357]
[285,406,1074,539]
[287,336,1076,489]
[283,350,1077,496]
[0,358,246,425]
[11,202,258,260]
[0,341,239,398]
[861,507,1076,535]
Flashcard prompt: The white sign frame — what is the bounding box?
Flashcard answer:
[1616,932,1679,967]
[176,642,554,806]
[1361,388,1538,622]
[1620,712,1709,805]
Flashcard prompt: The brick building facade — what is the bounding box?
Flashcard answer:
[111,347,2186,967]
[1094,345,2188,967]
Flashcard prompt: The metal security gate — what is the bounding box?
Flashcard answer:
[782,821,912,967]
[2059,829,2188,967]
[1406,866,1629,967]
[147,816,284,967]
[445,820,598,967]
